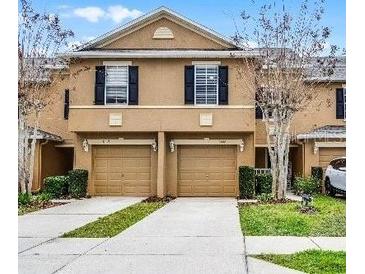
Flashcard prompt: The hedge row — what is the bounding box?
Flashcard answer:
[239,166,273,198]
[43,169,88,198]
[238,166,323,198]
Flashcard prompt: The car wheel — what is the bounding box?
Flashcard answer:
[325,178,336,197]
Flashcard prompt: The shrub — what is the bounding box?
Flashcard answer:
[34,192,51,203]
[68,169,88,198]
[18,193,31,206]
[239,166,255,199]
[43,176,69,198]
[293,176,321,195]
[255,173,273,194]
[311,167,323,181]
[256,193,275,203]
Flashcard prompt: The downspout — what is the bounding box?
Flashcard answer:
[38,140,49,191]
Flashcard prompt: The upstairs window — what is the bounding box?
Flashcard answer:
[105,66,128,104]
[194,65,218,105]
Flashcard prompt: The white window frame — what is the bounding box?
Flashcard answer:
[194,64,219,106]
[104,65,129,105]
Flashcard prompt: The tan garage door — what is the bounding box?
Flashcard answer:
[93,145,152,196]
[178,145,237,197]
[319,147,346,172]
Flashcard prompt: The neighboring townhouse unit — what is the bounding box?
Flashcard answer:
[31,7,346,197]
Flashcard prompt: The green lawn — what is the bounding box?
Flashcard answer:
[63,201,166,238]
[255,250,346,274]
[239,195,345,236]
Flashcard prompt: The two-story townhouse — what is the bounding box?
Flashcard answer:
[30,6,346,197]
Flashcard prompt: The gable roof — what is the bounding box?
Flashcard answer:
[297,125,346,140]
[78,6,237,50]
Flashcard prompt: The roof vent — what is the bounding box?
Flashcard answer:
[153,27,174,39]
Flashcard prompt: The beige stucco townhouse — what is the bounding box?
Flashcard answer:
[30,7,346,197]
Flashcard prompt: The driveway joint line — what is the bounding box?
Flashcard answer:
[52,237,111,274]
[18,237,57,255]
[308,237,322,250]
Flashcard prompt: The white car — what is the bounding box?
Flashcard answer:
[324,157,346,196]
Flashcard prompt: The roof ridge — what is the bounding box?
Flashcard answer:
[77,6,236,51]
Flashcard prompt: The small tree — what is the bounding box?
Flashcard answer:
[233,0,342,199]
[18,0,74,193]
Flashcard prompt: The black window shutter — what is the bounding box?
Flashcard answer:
[64,89,69,120]
[185,66,194,104]
[128,66,139,105]
[95,66,105,105]
[255,92,263,119]
[336,88,344,119]
[218,66,228,105]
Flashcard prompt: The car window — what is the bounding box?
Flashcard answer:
[337,159,346,169]
[329,159,337,168]
[331,159,346,170]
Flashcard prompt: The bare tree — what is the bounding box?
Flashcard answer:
[18,0,73,193]
[233,0,341,199]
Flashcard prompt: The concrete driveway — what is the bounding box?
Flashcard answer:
[20,198,247,274]
[58,198,246,273]
[18,197,144,253]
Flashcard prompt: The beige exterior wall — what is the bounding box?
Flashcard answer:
[31,11,345,196]
[69,58,253,106]
[255,83,346,145]
[254,82,346,178]
[101,17,228,50]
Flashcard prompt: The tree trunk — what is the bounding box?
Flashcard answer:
[265,115,291,200]
[18,114,27,193]
[27,113,39,193]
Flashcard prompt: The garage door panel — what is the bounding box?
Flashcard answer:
[109,147,122,157]
[108,173,122,180]
[94,173,107,180]
[207,172,224,180]
[94,159,107,169]
[123,147,151,157]
[93,145,152,196]
[178,146,237,197]
[319,148,346,171]
[94,147,109,157]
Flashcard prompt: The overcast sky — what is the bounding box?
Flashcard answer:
[29,0,346,50]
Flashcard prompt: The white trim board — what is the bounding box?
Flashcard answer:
[103,61,132,66]
[169,138,245,152]
[86,138,156,145]
[313,141,346,154]
[255,144,299,148]
[69,105,255,109]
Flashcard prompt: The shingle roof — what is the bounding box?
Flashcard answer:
[306,57,346,82]
[297,125,346,140]
[28,127,63,141]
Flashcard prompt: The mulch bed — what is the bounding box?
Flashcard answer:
[18,201,69,215]
[142,195,176,203]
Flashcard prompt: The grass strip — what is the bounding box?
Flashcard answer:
[62,201,166,238]
[254,250,346,274]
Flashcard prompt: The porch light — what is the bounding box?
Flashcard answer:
[152,141,158,152]
[82,139,89,152]
[169,140,175,152]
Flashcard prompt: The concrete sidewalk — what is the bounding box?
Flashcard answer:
[56,198,247,274]
[245,236,346,255]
